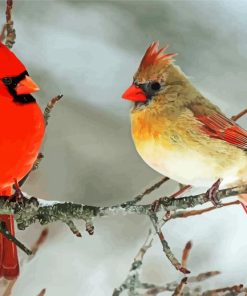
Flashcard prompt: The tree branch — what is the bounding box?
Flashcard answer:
[4,0,16,48]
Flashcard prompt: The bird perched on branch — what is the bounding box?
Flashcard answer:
[122,41,247,205]
[0,43,45,279]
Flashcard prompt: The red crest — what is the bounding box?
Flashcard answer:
[138,41,176,71]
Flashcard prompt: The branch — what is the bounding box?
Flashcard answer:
[181,241,192,269]
[202,284,244,296]
[43,94,63,126]
[112,230,153,296]
[4,0,16,48]
[37,289,46,296]
[231,107,247,121]
[0,221,32,255]
[172,277,187,296]
[0,184,244,239]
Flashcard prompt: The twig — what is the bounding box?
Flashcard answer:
[37,289,46,296]
[181,241,192,269]
[32,153,44,171]
[2,279,16,296]
[4,0,16,48]
[30,228,49,256]
[2,228,49,296]
[65,220,82,237]
[170,185,192,199]
[231,107,247,121]
[0,221,32,255]
[202,284,243,296]
[172,277,187,296]
[134,229,153,262]
[149,213,190,274]
[0,24,7,42]
[112,230,153,296]
[166,200,240,220]
[16,93,62,189]
[129,177,169,205]
[188,271,220,283]
[43,94,63,126]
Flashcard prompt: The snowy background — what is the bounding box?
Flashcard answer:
[0,0,247,295]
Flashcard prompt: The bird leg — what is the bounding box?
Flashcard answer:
[205,179,222,207]
[11,178,25,206]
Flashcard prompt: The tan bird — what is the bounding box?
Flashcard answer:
[122,42,247,205]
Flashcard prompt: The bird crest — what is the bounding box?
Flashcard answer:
[138,41,176,71]
[135,41,176,81]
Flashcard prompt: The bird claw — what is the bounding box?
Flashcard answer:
[151,198,163,212]
[205,179,222,207]
[12,179,25,206]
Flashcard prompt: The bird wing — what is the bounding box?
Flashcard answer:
[194,110,247,150]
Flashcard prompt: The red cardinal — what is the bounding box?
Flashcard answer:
[0,43,45,279]
[122,42,247,205]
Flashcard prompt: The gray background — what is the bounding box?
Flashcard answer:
[0,0,247,295]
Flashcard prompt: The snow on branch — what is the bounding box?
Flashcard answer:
[1,183,247,262]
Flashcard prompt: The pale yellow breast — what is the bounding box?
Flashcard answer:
[131,109,247,187]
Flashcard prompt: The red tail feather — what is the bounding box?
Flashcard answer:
[0,188,19,280]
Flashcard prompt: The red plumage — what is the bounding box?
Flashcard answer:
[196,112,247,149]
[138,41,176,71]
[0,43,45,279]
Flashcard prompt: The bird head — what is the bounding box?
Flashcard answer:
[122,41,177,110]
[0,43,39,103]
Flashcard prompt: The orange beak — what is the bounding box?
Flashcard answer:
[15,75,40,95]
[122,84,147,102]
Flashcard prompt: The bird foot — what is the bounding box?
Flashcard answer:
[205,178,222,207]
[12,179,25,206]
[151,198,163,212]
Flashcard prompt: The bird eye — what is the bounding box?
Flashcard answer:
[150,81,161,91]
[2,77,12,85]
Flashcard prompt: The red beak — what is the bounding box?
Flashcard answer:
[15,75,40,95]
[122,84,147,102]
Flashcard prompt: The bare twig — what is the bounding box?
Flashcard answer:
[43,94,63,126]
[4,0,16,48]
[112,230,153,296]
[2,280,16,296]
[37,289,46,296]
[134,229,153,262]
[30,228,49,256]
[66,220,82,237]
[202,284,243,296]
[129,177,169,206]
[149,213,190,274]
[0,221,32,255]
[231,107,247,121]
[188,271,220,283]
[32,153,44,171]
[0,24,7,42]
[181,241,192,269]
[172,277,187,296]
[170,185,192,199]
[167,200,240,220]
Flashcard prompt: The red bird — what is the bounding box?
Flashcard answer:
[0,43,45,279]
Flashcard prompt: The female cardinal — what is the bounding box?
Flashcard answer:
[122,42,247,203]
[0,43,45,279]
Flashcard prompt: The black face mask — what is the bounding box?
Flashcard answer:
[2,70,36,103]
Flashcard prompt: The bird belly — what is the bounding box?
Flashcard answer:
[0,100,45,189]
[134,139,247,187]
